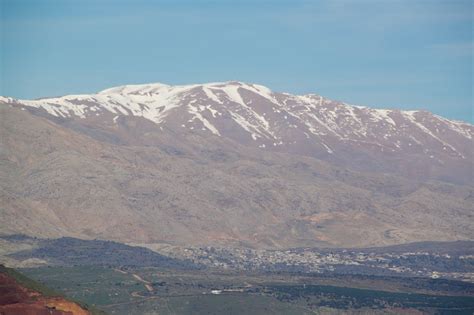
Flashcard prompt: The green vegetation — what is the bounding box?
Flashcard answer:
[114,294,313,315]
[0,265,107,315]
[0,264,59,297]
[270,283,474,313]
[21,265,474,315]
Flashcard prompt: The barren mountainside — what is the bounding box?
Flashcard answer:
[0,82,473,249]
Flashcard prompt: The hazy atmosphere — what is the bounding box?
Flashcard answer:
[1,0,472,122]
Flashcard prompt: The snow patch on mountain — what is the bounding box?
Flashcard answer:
[2,81,472,159]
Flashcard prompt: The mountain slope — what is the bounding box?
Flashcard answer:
[2,81,472,183]
[0,264,95,315]
[0,82,473,249]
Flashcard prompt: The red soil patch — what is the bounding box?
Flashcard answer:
[0,272,90,315]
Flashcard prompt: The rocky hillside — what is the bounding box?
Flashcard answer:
[0,82,473,249]
[2,81,472,183]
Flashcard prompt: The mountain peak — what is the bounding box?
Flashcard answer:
[1,81,472,167]
[98,82,171,95]
[97,81,255,95]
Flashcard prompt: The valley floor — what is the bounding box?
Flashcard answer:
[21,266,474,315]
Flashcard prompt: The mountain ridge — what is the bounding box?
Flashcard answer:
[2,81,472,184]
[0,81,473,249]
[3,80,472,130]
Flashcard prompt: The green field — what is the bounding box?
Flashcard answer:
[21,266,474,315]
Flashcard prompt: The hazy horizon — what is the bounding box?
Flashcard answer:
[1,0,472,122]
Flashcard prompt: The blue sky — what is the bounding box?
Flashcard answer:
[1,0,472,122]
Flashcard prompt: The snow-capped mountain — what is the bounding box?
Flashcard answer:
[2,81,472,183]
[1,81,473,249]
